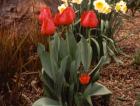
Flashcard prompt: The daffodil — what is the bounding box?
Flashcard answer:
[61,0,68,3]
[115,3,121,12]
[115,1,127,13]
[58,4,68,13]
[71,0,83,4]
[102,3,112,14]
[93,0,106,13]
[121,4,127,13]
[93,0,111,14]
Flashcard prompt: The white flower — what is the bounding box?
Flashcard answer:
[115,1,127,13]
[93,0,106,13]
[102,3,112,14]
[61,0,68,3]
[71,0,83,4]
[93,0,111,14]
[58,4,68,13]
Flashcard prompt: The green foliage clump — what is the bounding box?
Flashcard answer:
[134,49,140,65]
[33,32,112,106]
[135,92,140,106]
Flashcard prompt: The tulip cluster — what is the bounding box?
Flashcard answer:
[38,5,99,36]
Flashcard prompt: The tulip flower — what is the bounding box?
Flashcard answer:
[38,7,52,23]
[79,73,90,85]
[41,19,56,35]
[81,11,98,28]
[54,7,76,26]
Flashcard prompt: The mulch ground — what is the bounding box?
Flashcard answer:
[100,11,140,106]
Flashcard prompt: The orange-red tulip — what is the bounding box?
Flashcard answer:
[54,7,76,26]
[39,7,52,23]
[41,19,56,35]
[79,73,90,85]
[81,11,98,28]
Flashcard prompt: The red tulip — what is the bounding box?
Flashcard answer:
[39,7,52,23]
[54,13,61,26]
[54,7,76,26]
[79,73,90,85]
[81,11,98,28]
[41,19,56,35]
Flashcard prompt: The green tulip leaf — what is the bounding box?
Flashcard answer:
[37,44,54,80]
[84,82,112,96]
[66,30,77,60]
[79,36,92,70]
[32,97,61,106]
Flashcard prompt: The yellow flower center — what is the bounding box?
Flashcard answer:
[96,2,104,9]
[115,4,121,12]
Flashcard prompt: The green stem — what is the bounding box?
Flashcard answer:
[88,29,92,45]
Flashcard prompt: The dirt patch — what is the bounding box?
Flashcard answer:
[100,11,140,106]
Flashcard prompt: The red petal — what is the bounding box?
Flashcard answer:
[54,7,76,26]
[81,11,98,28]
[39,7,52,23]
[41,19,56,35]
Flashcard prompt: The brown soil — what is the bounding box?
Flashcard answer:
[100,11,140,106]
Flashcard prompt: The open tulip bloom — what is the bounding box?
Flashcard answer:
[34,0,128,106]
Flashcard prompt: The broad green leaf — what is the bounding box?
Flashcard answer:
[91,69,100,83]
[102,40,111,64]
[59,55,69,74]
[76,43,81,69]
[135,101,140,106]
[102,35,118,53]
[59,39,68,59]
[70,61,77,83]
[91,38,100,59]
[41,70,55,98]
[66,30,77,60]
[107,46,123,65]
[32,97,61,106]
[84,82,112,96]
[55,56,69,96]
[86,96,93,106]
[102,40,107,57]
[89,56,106,75]
[79,36,92,70]
[69,84,75,106]
[50,35,60,64]
[37,44,54,80]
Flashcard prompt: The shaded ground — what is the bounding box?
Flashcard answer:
[100,11,140,106]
